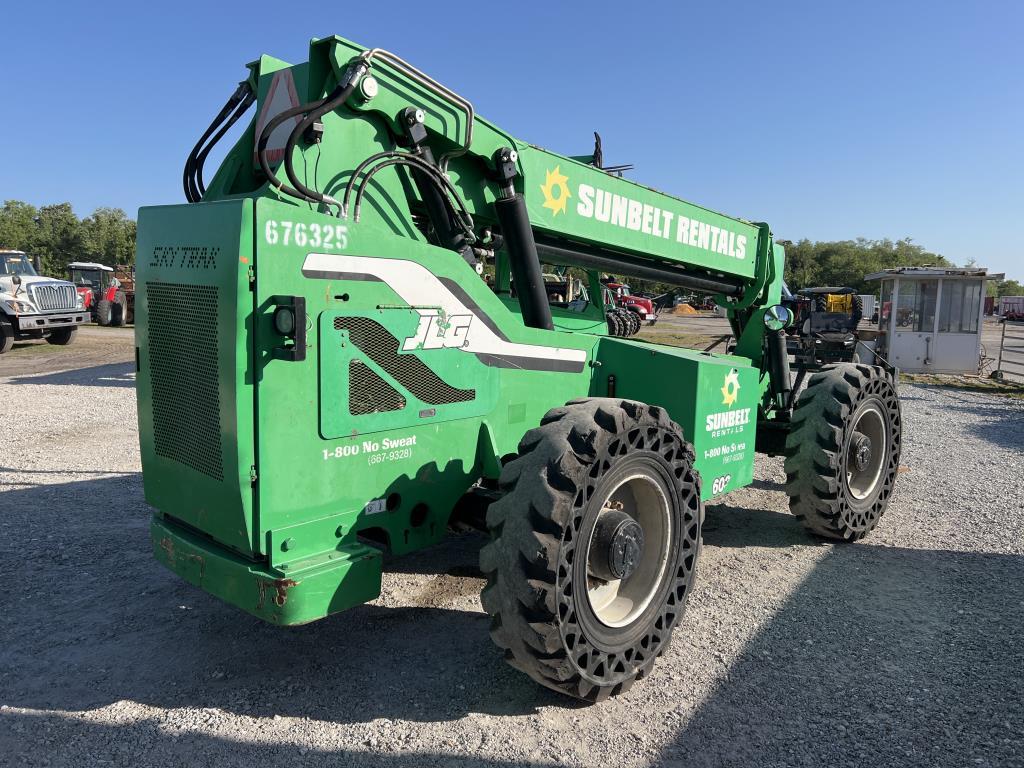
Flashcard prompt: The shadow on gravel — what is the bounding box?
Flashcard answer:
[0,475,562,732]
[7,361,136,388]
[656,542,1024,768]
[0,715,556,768]
[702,502,807,549]
[3,474,1022,767]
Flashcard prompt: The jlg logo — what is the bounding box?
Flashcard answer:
[403,314,473,351]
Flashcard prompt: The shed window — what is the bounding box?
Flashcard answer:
[896,280,937,332]
[938,280,981,333]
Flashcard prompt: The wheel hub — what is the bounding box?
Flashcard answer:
[851,432,873,472]
[590,510,645,581]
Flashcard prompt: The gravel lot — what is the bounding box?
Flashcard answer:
[1,332,1022,768]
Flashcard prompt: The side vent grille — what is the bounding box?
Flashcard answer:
[334,316,475,405]
[146,282,223,480]
[349,360,406,415]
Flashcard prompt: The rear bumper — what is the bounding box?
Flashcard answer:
[151,515,382,626]
[15,312,88,331]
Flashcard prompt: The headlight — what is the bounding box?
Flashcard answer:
[2,298,35,313]
[77,294,85,309]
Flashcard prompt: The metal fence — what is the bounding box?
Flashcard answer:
[995,320,1024,383]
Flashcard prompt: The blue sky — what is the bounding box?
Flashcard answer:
[2,1,1021,278]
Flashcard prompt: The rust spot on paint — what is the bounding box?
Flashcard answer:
[257,578,300,610]
[160,537,174,562]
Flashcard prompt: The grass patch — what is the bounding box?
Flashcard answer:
[901,372,1024,401]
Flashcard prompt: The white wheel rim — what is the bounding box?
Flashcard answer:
[847,403,887,500]
[585,472,671,628]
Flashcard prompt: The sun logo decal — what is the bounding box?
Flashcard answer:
[721,370,740,407]
[540,166,571,216]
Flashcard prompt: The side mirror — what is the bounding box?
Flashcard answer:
[12,274,21,286]
[763,304,792,332]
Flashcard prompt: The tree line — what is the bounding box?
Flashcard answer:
[1,199,1021,297]
[0,200,136,277]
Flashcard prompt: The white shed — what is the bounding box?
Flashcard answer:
[865,267,1003,374]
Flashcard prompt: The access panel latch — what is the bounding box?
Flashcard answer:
[271,295,306,362]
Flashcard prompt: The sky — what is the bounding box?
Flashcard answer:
[2,0,1022,279]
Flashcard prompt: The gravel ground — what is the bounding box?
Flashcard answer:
[1,341,1022,768]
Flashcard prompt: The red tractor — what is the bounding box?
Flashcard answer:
[603,280,657,324]
[68,262,134,326]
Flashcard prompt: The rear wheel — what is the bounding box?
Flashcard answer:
[46,326,78,346]
[851,294,863,326]
[481,398,702,701]
[784,364,901,540]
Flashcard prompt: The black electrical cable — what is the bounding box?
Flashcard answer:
[194,90,255,196]
[183,82,251,202]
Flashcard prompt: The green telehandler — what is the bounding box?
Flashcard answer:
[136,36,902,701]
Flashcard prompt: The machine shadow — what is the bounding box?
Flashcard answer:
[701,500,808,550]
[0,474,564,728]
[0,714,555,768]
[7,361,136,388]
[654,542,1024,768]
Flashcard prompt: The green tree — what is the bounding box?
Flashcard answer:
[0,199,41,252]
[779,237,952,295]
[0,200,138,277]
[997,279,1024,297]
[33,203,86,275]
[82,207,136,265]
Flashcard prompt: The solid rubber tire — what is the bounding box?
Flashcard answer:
[784,363,901,540]
[480,398,702,702]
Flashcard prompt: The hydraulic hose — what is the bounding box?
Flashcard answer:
[195,89,255,196]
[346,153,472,232]
[281,62,367,212]
[184,81,252,202]
[256,101,323,202]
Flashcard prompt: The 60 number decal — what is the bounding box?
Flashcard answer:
[264,220,348,250]
[711,475,732,495]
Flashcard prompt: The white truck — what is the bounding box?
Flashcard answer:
[0,250,89,353]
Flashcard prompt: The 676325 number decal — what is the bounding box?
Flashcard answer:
[264,220,348,250]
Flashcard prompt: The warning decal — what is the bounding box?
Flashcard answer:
[251,69,301,167]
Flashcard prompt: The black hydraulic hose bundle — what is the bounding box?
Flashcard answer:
[195,89,255,196]
[183,81,255,203]
[256,95,337,205]
[342,151,473,234]
[279,78,362,211]
[253,60,368,212]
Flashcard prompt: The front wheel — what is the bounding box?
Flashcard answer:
[95,299,113,326]
[111,291,127,326]
[0,321,13,354]
[46,326,78,346]
[481,398,702,702]
[784,364,901,540]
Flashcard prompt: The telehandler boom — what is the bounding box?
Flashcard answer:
[137,35,902,701]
